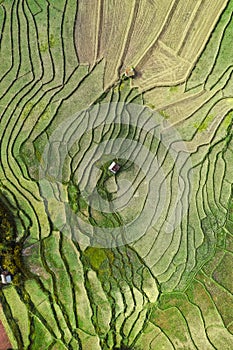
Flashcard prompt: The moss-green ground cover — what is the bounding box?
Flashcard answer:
[0,0,232,349]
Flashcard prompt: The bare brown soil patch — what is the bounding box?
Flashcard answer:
[0,316,12,350]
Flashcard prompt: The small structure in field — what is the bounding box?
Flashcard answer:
[1,271,12,285]
[125,66,135,78]
[108,161,120,174]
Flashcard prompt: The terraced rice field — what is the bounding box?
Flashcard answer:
[0,0,233,349]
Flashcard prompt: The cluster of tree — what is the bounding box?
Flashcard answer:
[0,200,22,278]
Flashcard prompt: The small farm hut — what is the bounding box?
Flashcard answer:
[109,161,120,174]
[1,271,12,284]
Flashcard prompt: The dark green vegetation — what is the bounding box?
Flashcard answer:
[0,0,233,349]
[0,198,22,278]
